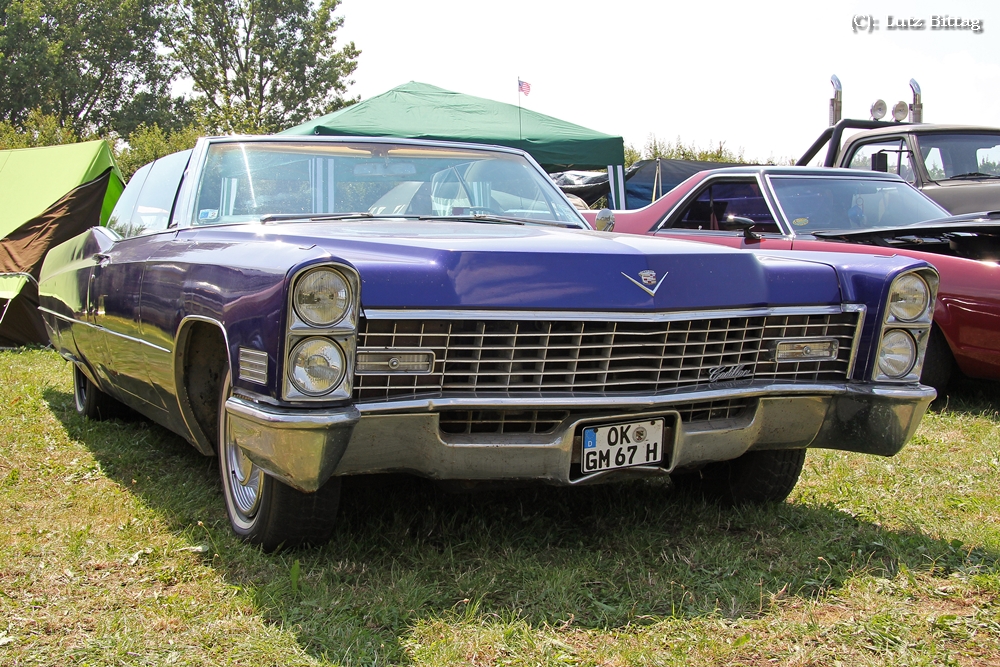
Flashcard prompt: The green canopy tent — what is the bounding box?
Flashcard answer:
[281,81,627,204]
[0,140,124,346]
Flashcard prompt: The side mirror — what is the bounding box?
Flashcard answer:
[594,208,615,232]
[871,152,889,172]
[723,215,762,242]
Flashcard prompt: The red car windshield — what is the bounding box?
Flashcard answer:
[769,176,948,232]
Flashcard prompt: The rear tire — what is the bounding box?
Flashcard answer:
[217,370,341,551]
[73,364,127,420]
[675,448,807,504]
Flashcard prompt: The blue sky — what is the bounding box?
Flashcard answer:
[337,0,998,163]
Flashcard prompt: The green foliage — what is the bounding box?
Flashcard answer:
[623,143,642,168]
[0,0,181,137]
[641,134,749,163]
[168,0,360,134]
[0,109,82,149]
[116,123,203,179]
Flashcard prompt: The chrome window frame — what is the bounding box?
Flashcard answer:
[651,172,791,238]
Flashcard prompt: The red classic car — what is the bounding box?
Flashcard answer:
[583,166,1000,390]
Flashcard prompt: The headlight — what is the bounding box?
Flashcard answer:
[888,273,930,322]
[293,268,351,327]
[877,329,917,378]
[288,337,346,395]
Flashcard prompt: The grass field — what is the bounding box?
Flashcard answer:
[2,347,999,666]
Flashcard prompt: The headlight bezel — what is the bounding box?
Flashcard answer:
[283,263,360,402]
[292,267,353,328]
[873,268,939,383]
[886,272,931,323]
[288,336,348,396]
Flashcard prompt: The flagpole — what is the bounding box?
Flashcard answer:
[517,76,522,142]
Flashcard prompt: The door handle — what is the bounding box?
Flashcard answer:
[94,253,111,268]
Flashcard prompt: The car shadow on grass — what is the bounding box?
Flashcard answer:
[43,386,999,665]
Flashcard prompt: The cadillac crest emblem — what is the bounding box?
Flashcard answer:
[621,269,667,297]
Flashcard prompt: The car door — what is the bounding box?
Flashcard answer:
[651,177,793,250]
[91,153,190,412]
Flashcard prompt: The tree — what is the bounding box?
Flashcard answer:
[168,0,359,135]
[0,0,182,136]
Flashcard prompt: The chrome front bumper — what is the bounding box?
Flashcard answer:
[224,383,935,493]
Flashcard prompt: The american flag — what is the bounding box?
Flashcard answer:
[518,79,531,96]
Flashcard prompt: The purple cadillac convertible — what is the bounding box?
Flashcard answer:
[38,136,938,550]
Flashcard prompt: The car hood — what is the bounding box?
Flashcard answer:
[232,220,856,311]
[810,213,1000,262]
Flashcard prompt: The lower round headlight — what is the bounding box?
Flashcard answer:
[878,329,917,378]
[289,337,345,395]
[888,273,930,322]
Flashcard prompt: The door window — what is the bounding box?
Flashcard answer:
[667,180,780,233]
[122,150,192,237]
[847,140,916,183]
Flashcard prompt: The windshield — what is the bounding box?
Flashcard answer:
[914,132,1000,179]
[192,141,583,226]
[770,176,948,232]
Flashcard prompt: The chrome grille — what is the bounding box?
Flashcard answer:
[353,312,859,402]
[438,399,752,436]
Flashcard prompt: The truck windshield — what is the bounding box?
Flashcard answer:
[914,133,1000,180]
[192,141,583,227]
[770,176,948,232]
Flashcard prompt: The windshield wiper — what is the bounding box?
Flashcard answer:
[944,172,1000,180]
[420,213,579,228]
[259,212,422,224]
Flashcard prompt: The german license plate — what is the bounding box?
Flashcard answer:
[581,419,664,474]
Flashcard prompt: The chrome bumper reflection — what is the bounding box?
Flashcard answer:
[226,383,934,491]
[225,397,359,493]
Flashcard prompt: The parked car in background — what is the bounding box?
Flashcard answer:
[798,120,1000,215]
[40,138,938,550]
[583,166,1000,390]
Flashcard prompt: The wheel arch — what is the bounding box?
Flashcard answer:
[173,315,231,456]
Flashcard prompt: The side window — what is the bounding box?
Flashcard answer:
[668,180,780,233]
[125,150,192,237]
[847,140,916,183]
[106,163,152,237]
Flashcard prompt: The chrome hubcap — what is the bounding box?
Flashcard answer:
[223,414,263,520]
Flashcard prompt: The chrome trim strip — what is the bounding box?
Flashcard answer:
[173,314,232,456]
[40,307,174,353]
[362,305,848,322]
[353,381,856,414]
[102,326,172,354]
[38,307,90,326]
[843,304,867,379]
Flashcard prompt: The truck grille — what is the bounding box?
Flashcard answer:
[353,312,859,403]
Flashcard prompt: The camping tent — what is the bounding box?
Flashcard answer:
[0,140,124,346]
[281,81,627,203]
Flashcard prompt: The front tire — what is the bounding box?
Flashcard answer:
[217,370,341,551]
[920,326,955,393]
[73,364,127,420]
[675,448,807,504]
